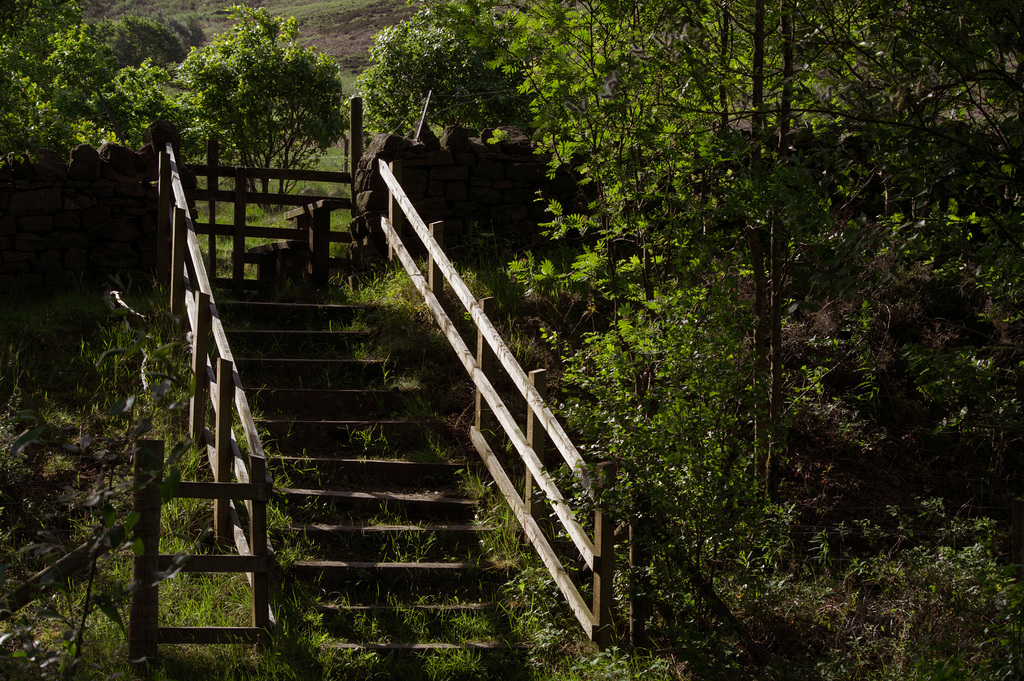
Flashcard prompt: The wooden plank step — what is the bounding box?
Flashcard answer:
[228,329,371,341]
[276,485,475,518]
[293,560,496,572]
[217,301,372,326]
[260,419,430,451]
[246,388,404,417]
[328,641,529,651]
[319,602,496,613]
[278,488,476,519]
[287,522,487,535]
[234,357,386,387]
[273,457,465,484]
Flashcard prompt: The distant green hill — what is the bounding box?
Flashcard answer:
[82,0,412,90]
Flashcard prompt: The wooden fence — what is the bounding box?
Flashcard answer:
[171,97,364,294]
[378,161,621,648]
[128,142,277,659]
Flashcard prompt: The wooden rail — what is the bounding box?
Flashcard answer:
[377,161,618,648]
[128,144,276,659]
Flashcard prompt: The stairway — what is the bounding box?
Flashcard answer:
[217,295,528,660]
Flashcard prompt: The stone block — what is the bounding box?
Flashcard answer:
[114,180,145,198]
[63,191,97,211]
[441,126,473,153]
[470,187,502,205]
[9,187,61,216]
[33,148,68,181]
[469,177,493,187]
[33,256,62,271]
[424,150,454,166]
[81,205,112,228]
[45,231,94,249]
[429,165,468,181]
[454,202,480,216]
[504,187,539,205]
[0,217,15,235]
[454,153,476,167]
[445,182,468,203]
[68,144,100,181]
[91,243,138,269]
[357,190,387,214]
[5,249,36,262]
[53,213,81,230]
[15,234,43,251]
[507,162,547,183]
[476,159,504,181]
[17,215,53,234]
[416,197,451,214]
[91,218,139,242]
[402,168,429,196]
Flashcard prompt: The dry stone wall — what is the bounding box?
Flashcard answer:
[0,122,183,292]
[351,125,584,256]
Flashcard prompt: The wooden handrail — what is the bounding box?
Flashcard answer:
[376,166,618,646]
[149,145,274,647]
[378,162,591,488]
[378,214,596,568]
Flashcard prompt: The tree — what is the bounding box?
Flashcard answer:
[356,1,531,134]
[93,15,188,69]
[0,0,118,153]
[177,5,347,183]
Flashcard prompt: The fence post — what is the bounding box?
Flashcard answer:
[190,291,211,445]
[309,205,330,287]
[592,461,617,649]
[250,454,269,629]
[629,493,652,648]
[388,161,404,260]
[215,358,233,544]
[1014,499,1024,581]
[524,369,547,523]
[233,167,247,295]
[350,97,363,215]
[128,439,163,665]
[474,297,495,434]
[157,152,171,285]
[206,139,219,276]
[428,221,444,295]
[169,207,186,316]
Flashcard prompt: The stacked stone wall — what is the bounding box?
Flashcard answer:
[351,125,584,255]
[0,122,182,292]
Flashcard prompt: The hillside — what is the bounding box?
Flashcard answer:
[81,0,413,87]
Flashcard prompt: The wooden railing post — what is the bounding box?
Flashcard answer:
[1014,499,1024,580]
[388,161,404,260]
[309,205,330,287]
[157,152,171,284]
[428,221,444,295]
[214,358,233,545]
[592,461,617,649]
[206,139,219,276]
[190,291,211,445]
[629,493,652,648]
[350,97,363,215]
[250,454,269,629]
[474,296,496,433]
[169,206,186,316]
[524,369,547,523]
[232,167,247,296]
[129,439,163,665]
